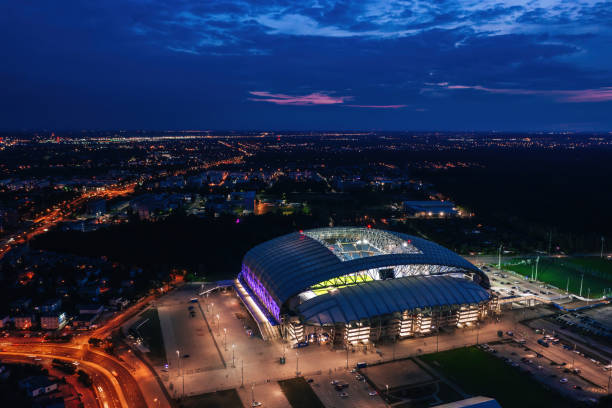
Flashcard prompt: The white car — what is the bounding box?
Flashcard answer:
[560,378,568,383]
[252,402,262,407]
[368,390,378,396]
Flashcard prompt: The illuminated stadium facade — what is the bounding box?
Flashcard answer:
[238,227,496,345]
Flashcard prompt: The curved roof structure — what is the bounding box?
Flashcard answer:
[298,275,490,325]
[241,227,489,308]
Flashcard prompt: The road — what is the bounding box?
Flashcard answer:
[518,330,610,390]
[0,351,124,408]
[0,182,137,261]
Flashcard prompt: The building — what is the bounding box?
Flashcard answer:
[72,313,98,329]
[40,298,62,313]
[40,313,67,330]
[402,201,460,217]
[0,315,10,328]
[18,376,58,397]
[237,227,494,345]
[435,396,502,408]
[77,304,104,316]
[86,199,106,217]
[13,315,34,330]
[73,304,104,329]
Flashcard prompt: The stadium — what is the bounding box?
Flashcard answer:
[236,227,496,346]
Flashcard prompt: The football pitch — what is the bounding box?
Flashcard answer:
[500,256,612,298]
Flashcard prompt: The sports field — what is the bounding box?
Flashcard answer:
[500,256,612,298]
[421,347,574,408]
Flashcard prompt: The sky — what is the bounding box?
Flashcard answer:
[1,0,611,131]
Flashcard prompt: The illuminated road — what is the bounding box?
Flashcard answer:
[1,344,146,408]
[0,182,137,260]
[0,155,244,261]
[0,351,123,408]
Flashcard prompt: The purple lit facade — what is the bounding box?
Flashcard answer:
[241,264,281,322]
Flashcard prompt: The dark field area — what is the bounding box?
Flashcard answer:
[416,147,612,251]
[178,388,243,408]
[278,377,325,408]
[31,214,319,281]
[130,308,166,365]
[420,347,575,408]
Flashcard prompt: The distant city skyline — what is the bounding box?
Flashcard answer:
[1,1,611,131]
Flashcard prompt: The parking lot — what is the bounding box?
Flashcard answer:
[554,305,612,340]
[480,341,601,403]
[482,265,569,304]
[308,370,386,408]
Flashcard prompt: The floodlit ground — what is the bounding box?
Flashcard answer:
[500,256,612,298]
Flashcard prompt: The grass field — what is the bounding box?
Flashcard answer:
[131,308,167,365]
[278,377,325,408]
[180,389,243,408]
[420,347,574,408]
[500,256,612,298]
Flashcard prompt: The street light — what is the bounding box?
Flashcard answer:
[232,344,236,368]
[176,350,183,399]
[224,328,227,351]
[216,313,220,335]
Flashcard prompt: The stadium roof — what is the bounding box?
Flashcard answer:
[298,275,490,324]
[241,227,488,307]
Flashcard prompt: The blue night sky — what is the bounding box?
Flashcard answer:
[1,1,611,131]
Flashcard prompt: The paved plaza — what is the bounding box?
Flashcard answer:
[155,283,519,398]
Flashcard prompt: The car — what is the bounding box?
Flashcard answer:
[560,378,568,383]
[330,380,339,385]
[368,390,378,396]
[338,392,349,398]
[307,378,314,383]
[183,354,190,358]
[251,402,262,407]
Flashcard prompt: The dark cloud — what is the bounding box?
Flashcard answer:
[0,0,610,131]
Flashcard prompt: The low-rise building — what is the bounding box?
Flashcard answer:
[40,312,67,330]
[13,315,34,330]
[77,304,104,316]
[72,313,98,329]
[18,376,58,397]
